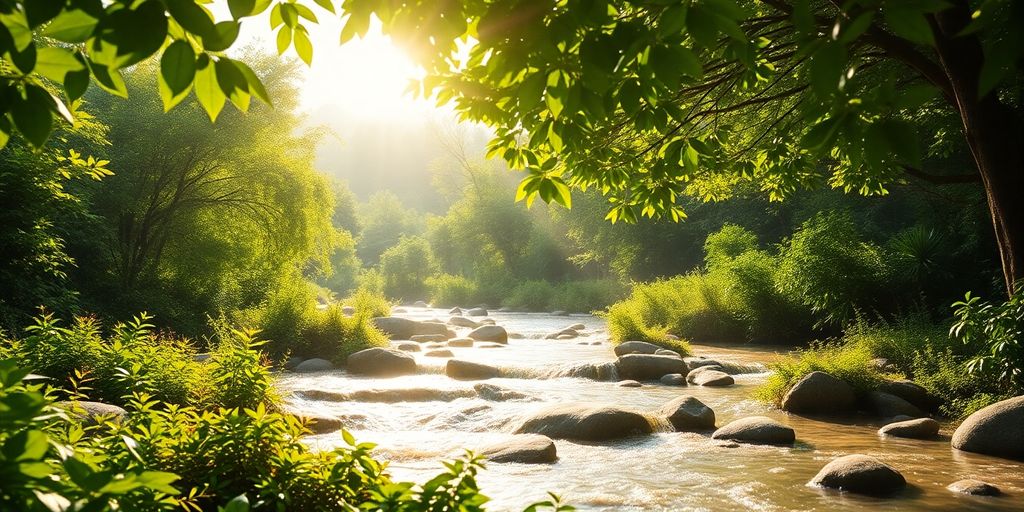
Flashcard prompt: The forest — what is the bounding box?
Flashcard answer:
[0,0,1022,510]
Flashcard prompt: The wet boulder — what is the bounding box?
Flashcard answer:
[425,349,454,358]
[690,370,734,387]
[545,328,578,339]
[446,359,500,380]
[659,373,687,386]
[58,401,127,425]
[683,357,722,371]
[467,325,508,344]
[372,317,448,340]
[685,365,725,383]
[879,379,940,412]
[284,356,305,370]
[567,323,586,331]
[395,342,421,352]
[712,416,794,445]
[617,354,686,380]
[781,371,856,414]
[448,316,481,328]
[878,417,940,439]
[951,395,1024,460]
[479,318,496,325]
[613,341,661,356]
[655,349,682,358]
[809,454,906,495]
[479,434,557,464]
[465,307,488,316]
[295,358,334,373]
[447,338,474,347]
[867,391,924,418]
[617,380,642,387]
[448,307,462,315]
[299,414,343,434]
[947,479,1001,496]
[346,348,416,377]
[659,396,715,431]
[474,383,534,401]
[514,404,653,441]
[411,334,449,343]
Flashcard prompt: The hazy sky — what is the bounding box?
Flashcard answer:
[216,6,494,208]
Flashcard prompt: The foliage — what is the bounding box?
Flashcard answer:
[357,191,426,266]
[910,347,1013,419]
[951,285,1024,392]
[379,236,437,301]
[704,224,758,268]
[504,280,557,312]
[776,212,892,328]
[754,341,887,406]
[427,273,479,308]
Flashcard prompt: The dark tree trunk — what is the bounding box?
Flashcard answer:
[934,5,1024,296]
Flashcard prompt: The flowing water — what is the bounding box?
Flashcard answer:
[280,310,1024,511]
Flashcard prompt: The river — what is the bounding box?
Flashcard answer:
[280,309,1024,511]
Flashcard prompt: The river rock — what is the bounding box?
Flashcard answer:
[446,359,500,380]
[546,328,578,339]
[284,356,305,370]
[479,434,557,464]
[448,316,480,328]
[425,349,454,358]
[660,373,687,386]
[342,305,355,315]
[617,380,642,387]
[372,317,448,339]
[655,349,681,358]
[567,323,586,331]
[479,318,496,325]
[683,357,722,371]
[466,307,488,316]
[685,365,725,383]
[300,414,344,434]
[447,338,474,347]
[467,325,508,344]
[617,354,686,380]
[951,395,1024,460]
[947,479,1001,496]
[395,342,421,352]
[58,401,127,424]
[712,416,794,445]
[878,417,940,439]
[514,404,653,441]
[474,383,533,401]
[781,371,856,413]
[346,348,416,376]
[412,300,430,308]
[295,358,334,372]
[867,391,924,418]
[879,379,939,412]
[660,396,715,431]
[449,307,462,315]
[691,370,734,387]
[809,454,906,495]
[613,341,661,356]
[411,334,449,343]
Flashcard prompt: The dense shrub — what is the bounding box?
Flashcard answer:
[910,347,1013,419]
[503,280,557,311]
[0,360,572,511]
[379,236,437,301]
[427,273,478,307]
[951,285,1024,392]
[776,212,892,328]
[239,280,390,363]
[549,279,627,313]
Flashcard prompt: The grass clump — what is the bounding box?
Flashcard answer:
[753,340,886,406]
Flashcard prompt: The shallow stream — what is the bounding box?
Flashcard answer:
[280,310,1024,511]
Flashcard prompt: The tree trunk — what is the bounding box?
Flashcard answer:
[934,5,1024,296]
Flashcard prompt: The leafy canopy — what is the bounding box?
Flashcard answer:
[3,0,1021,221]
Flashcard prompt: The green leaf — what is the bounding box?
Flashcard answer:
[89,62,128,97]
[194,55,226,121]
[160,40,196,96]
[2,429,48,461]
[166,0,216,39]
[223,494,250,512]
[884,7,935,46]
[228,0,257,19]
[837,11,874,44]
[545,91,564,119]
[11,85,55,148]
[276,27,292,55]
[293,27,313,65]
[24,0,64,29]
[34,46,85,83]
[313,0,336,14]
[518,72,545,112]
[41,9,98,43]
[686,6,719,47]
[233,60,272,105]
[215,58,251,110]
[658,4,688,38]
[203,21,241,52]
[800,116,840,151]
[809,42,846,97]
[64,63,91,101]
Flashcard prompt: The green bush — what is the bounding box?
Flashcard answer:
[427,273,478,307]
[754,341,887,406]
[240,279,390,363]
[379,236,437,301]
[776,212,892,328]
[910,347,1013,419]
[504,280,557,311]
[549,279,626,313]
[951,285,1024,392]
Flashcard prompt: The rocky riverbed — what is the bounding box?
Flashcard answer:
[279,308,1024,511]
